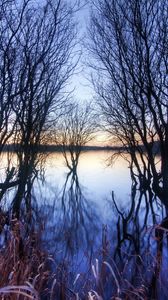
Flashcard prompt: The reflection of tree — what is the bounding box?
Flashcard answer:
[12,162,99,258]
[12,150,46,218]
[103,185,168,299]
[0,150,45,221]
[0,148,48,225]
[55,169,99,256]
[0,146,99,258]
[1,151,168,298]
[112,189,152,258]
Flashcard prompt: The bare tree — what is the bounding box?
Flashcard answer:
[89,0,168,206]
[12,0,78,152]
[0,0,30,152]
[0,0,32,202]
[56,102,95,172]
[0,0,82,216]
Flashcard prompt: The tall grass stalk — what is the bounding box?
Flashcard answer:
[0,284,39,299]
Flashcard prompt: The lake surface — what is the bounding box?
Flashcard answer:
[41,151,168,299]
[44,151,132,215]
[1,150,167,299]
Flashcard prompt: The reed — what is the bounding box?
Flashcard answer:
[0,219,51,300]
[0,219,166,299]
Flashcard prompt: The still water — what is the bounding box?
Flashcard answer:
[40,151,168,299]
[1,150,168,299]
[44,151,132,216]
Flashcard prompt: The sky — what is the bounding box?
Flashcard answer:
[69,1,110,146]
[70,0,93,103]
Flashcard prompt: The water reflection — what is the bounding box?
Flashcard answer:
[0,151,168,299]
[42,168,99,258]
[101,185,168,300]
[12,149,47,218]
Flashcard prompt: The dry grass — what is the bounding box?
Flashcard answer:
[0,218,52,300]
[89,258,148,300]
[0,284,38,299]
[0,218,166,299]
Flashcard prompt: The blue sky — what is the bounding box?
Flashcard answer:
[69,0,109,145]
[70,0,94,103]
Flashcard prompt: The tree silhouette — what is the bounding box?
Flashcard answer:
[89,0,168,206]
[56,102,95,172]
[0,0,78,216]
[0,0,29,152]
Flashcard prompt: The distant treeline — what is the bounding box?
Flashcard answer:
[2,144,121,152]
[2,141,160,153]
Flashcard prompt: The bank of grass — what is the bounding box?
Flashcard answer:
[0,219,166,299]
[0,219,54,299]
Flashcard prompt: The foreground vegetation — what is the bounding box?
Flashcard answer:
[0,204,167,300]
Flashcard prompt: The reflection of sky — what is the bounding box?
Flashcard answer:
[1,151,165,285]
[79,151,131,198]
[35,151,167,296]
[45,151,131,218]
